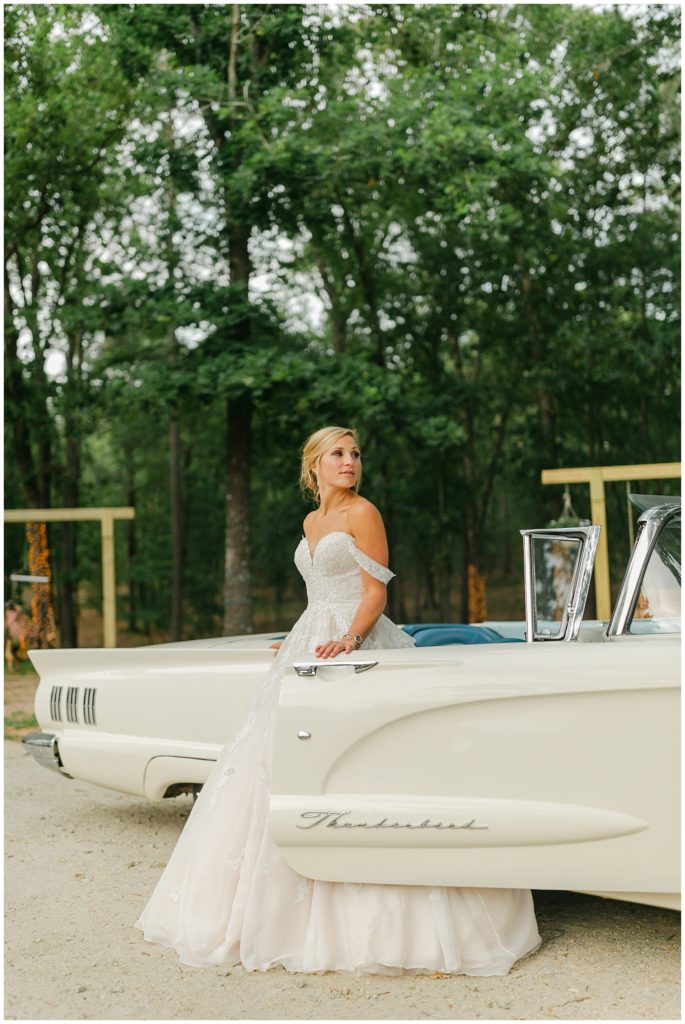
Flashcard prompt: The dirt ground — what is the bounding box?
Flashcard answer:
[4,673,681,1021]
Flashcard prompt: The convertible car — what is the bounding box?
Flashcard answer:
[24,496,680,911]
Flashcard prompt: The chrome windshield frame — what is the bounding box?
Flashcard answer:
[520,525,601,643]
[607,503,681,638]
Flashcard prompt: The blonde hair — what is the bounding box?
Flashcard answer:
[300,425,362,506]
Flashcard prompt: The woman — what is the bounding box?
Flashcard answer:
[135,425,541,975]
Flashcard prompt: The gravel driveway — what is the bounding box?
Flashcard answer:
[4,739,680,1021]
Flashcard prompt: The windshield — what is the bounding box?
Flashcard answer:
[629,517,681,635]
[533,536,581,638]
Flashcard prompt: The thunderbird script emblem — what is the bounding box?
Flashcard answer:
[296,811,489,830]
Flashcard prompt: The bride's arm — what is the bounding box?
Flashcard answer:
[315,503,390,659]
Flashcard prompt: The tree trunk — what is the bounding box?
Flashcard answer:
[502,482,512,576]
[55,450,79,647]
[223,391,253,635]
[519,255,555,464]
[379,456,396,621]
[219,8,254,637]
[461,398,477,621]
[55,326,83,649]
[4,261,42,507]
[338,198,384,365]
[315,249,347,353]
[126,448,137,632]
[460,528,470,623]
[169,412,183,640]
[165,120,183,641]
[436,462,452,621]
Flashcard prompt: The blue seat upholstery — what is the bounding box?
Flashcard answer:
[402,623,523,646]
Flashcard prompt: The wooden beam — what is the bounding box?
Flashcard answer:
[599,462,680,483]
[4,507,135,523]
[541,463,680,485]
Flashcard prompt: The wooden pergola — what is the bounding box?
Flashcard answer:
[4,507,135,648]
[541,463,681,620]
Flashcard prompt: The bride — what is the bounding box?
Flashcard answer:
[135,425,542,975]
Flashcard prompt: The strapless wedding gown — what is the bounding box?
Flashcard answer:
[135,531,541,975]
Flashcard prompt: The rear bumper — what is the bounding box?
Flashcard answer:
[21,732,73,779]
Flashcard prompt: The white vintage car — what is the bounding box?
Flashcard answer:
[24,496,680,911]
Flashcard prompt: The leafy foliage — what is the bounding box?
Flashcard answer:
[4,3,680,638]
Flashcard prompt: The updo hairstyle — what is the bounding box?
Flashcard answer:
[299,425,362,506]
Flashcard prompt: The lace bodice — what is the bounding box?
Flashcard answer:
[294,531,395,608]
[289,530,415,653]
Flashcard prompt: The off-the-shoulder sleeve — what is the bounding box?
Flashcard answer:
[348,536,396,585]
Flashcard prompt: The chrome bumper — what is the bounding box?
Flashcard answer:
[21,732,73,779]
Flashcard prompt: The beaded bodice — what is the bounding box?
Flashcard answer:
[294,531,395,608]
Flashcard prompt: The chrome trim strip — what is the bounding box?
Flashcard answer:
[21,732,73,778]
[292,660,379,677]
[567,526,601,641]
[522,534,535,643]
[607,504,681,637]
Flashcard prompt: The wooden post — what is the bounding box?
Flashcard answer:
[588,469,611,620]
[101,511,116,649]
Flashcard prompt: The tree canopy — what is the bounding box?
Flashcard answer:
[4,3,680,644]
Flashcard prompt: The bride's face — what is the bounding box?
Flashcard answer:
[317,436,361,491]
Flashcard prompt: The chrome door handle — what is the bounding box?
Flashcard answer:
[292,660,378,677]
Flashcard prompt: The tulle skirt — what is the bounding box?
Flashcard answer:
[135,607,542,975]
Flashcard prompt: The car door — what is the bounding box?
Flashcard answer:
[269,640,678,899]
[269,521,679,901]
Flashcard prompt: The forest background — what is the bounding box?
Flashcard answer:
[4,3,681,648]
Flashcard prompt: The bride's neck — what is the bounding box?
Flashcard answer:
[318,488,353,517]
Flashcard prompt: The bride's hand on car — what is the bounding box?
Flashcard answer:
[270,641,283,656]
[315,637,356,659]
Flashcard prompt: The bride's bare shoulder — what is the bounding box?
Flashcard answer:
[348,499,388,562]
[347,498,385,530]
